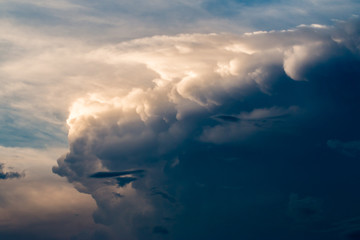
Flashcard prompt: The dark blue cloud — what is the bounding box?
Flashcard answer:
[327,140,360,158]
[116,177,137,187]
[89,170,145,178]
[0,163,24,180]
[152,226,169,235]
[213,115,240,122]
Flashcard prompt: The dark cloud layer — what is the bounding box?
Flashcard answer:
[53,18,360,240]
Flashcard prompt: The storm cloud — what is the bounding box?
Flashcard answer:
[52,18,360,240]
[0,0,358,239]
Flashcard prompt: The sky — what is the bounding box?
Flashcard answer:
[0,0,360,239]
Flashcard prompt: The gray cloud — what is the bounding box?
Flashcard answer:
[0,163,24,180]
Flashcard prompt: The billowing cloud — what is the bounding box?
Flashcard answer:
[1,0,359,149]
[0,0,359,239]
[52,18,360,239]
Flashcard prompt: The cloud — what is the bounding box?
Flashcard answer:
[89,170,145,178]
[201,106,298,143]
[338,218,360,240]
[1,0,359,149]
[150,188,177,204]
[288,193,323,223]
[327,140,360,158]
[343,230,360,240]
[116,177,138,187]
[51,18,360,239]
[152,226,169,235]
[0,163,24,180]
[0,0,358,239]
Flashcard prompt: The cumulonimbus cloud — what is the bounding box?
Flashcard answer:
[53,18,360,239]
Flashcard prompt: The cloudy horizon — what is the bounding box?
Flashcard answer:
[1,1,360,239]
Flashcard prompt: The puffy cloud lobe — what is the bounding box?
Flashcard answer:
[54,18,360,239]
